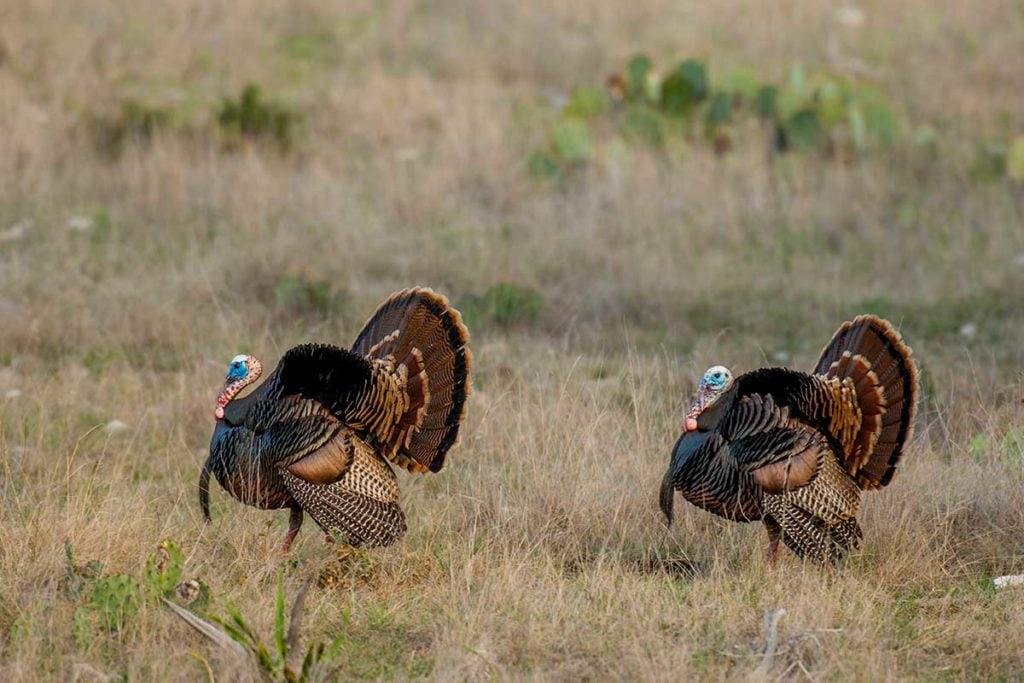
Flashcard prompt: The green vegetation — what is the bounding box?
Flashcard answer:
[974,134,1024,182]
[460,283,544,329]
[89,100,174,158]
[201,572,347,683]
[218,84,298,150]
[273,276,351,318]
[64,541,187,648]
[529,55,902,179]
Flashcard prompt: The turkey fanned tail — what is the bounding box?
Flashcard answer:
[350,287,472,474]
[814,314,918,488]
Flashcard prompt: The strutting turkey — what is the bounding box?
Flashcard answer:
[200,288,472,552]
[660,315,918,568]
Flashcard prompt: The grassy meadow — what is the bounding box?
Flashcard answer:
[2,0,1024,679]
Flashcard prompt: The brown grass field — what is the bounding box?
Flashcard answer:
[2,1,1024,680]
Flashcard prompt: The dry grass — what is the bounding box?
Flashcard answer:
[2,0,1024,679]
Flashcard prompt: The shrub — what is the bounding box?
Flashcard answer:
[218,84,298,150]
[978,135,1024,182]
[90,100,173,158]
[273,276,350,318]
[460,283,544,329]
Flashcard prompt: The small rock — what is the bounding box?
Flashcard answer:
[959,323,977,339]
[0,220,31,242]
[836,5,865,27]
[1013,253,1024,267]
[66,215,95,233]
[395,147,420,163]
[771,351,791,364]
[104,420,129,434]
[4,389,21,399]
[544,90,568,110]
[993,575,1024,590]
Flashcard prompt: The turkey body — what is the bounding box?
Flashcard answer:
[660,315,918,565]
[201,288,471,549]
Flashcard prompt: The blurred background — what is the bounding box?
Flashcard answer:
[1,1,1021,364]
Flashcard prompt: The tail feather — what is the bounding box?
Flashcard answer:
[199,461,212,522]
[352,288,472,473]
[659,467,676,526]
[814,315,918,489]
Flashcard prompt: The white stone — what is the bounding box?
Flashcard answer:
[104,420,130,434]
[836,5,865,27]
[66,216,95,232]
[993,575,1024,589]
[0,221,31,242]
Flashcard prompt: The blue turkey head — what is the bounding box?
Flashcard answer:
[683,365,734,432]
[226,354,250,382]
[215,353,264,419]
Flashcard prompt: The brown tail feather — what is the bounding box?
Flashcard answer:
[352,288,472,473]
[814,315,918,489]
[199,461,213,522]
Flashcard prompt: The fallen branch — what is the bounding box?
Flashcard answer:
[162,598,248,658]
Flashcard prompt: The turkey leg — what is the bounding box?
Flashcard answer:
[281,507,304,554]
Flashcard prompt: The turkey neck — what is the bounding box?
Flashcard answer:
[217,376,268,424]
[695,384,738,431]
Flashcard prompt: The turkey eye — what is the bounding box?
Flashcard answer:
[713,372,721,379]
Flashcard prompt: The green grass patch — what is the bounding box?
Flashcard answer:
[460,283,544,330]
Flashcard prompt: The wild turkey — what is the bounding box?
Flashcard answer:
[199,288,472,552]
[660,315,918,567]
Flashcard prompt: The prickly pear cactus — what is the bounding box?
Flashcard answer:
[60,538,105,600]
[89,574,141,633]
[144,540,183,600]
